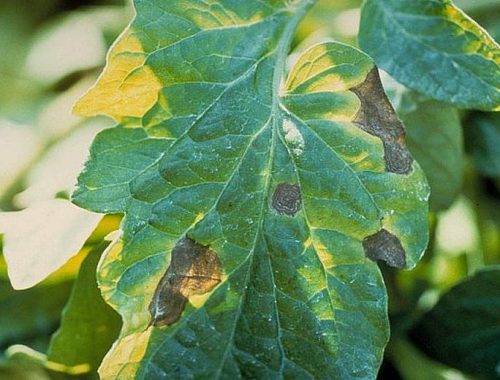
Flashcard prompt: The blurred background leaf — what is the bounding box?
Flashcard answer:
[47,244,121,379]
[465,112,500,178]
[410,266,500,380]
[0,0,128,377]
[0,200,102,289]
[382,78,465,212]
[0,277,73,354]
[404,100,464,212]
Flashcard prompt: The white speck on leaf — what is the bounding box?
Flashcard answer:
[282,119,304,156]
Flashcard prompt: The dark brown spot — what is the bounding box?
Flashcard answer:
[362,229,406,269]
[148,236,222,327]
[272,183,301,216]
[351,68,413,174]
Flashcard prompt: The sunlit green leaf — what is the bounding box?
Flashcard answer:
[359,0,500,111]
[411,266,500,380]
[73,0,429,377]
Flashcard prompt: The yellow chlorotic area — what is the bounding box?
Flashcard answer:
[74,29,162,121]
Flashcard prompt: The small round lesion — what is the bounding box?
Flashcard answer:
[271,183,302,217]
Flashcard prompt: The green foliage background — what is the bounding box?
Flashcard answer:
[0,0,499,379]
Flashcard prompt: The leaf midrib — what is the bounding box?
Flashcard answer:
[137,1,317,378]
[213,2,317,377]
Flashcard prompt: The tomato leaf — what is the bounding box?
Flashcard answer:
[47,244,121,378]
[73,1,429,377]
[359,0,500,111]
[0,278,73,350]
[401,94,464,211]
[465,112,500,178]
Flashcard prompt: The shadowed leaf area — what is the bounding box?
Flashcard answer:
[72,0,429,378]
[465,112,500,178]
[400,95,464,211]
[410,267,500,380]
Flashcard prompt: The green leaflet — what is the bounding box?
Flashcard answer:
[73,0,429,378]
[465,112,500,178]
[401,96,464,211]
[47,245,122,378]
[410,266,500,380]
[0,278,73,351]
[359,0,500,111]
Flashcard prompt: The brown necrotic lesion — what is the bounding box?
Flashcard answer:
[362,228,407,269]
[148,236,222,327]
[272,183,302,216]
[351,68,413,175]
